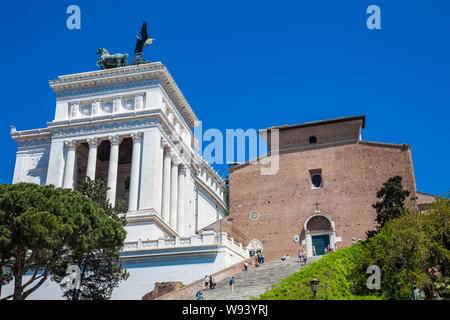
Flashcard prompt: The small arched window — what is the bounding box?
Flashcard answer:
[309,136,317,144]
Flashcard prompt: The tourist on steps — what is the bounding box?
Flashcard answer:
[204,275,209,290]
[244,261,248,271]
[209,275,215,289]
[261,253,265,263]
[196,290,204,300]
[229,276,235,292]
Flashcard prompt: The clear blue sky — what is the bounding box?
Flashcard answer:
[0,0,448,195]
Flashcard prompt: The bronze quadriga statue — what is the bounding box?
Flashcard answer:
[96,48,129,69]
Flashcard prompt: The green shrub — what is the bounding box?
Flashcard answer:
[256,243,380,300]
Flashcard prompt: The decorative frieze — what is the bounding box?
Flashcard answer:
[51,118,159,137]
[16,138,51,148]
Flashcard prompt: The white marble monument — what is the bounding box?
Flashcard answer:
[7,62,248,299]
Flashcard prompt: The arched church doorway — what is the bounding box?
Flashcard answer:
[303,213,336,257]
[246,239,263,257]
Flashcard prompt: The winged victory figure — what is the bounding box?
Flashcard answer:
[132,22,155,65]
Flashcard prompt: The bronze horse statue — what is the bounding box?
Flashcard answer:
[96,48,128,69]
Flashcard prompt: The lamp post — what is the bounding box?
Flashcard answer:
[310,276,319,300]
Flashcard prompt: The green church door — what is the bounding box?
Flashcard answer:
[311,235,330,255]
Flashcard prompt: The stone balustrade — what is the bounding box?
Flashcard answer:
[122,231,249,258]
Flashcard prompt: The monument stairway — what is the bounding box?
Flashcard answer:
[201,256,322,300]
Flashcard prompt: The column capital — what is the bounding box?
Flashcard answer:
[163,147,172,159]
[87,137,100,149]
[178,164,187,176]
[161,137,170,148]
[171,156,180,167]
[108,135,122,146]
[131,132,143,143]
[64,140,77,151]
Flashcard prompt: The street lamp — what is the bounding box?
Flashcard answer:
[310,276,319,300]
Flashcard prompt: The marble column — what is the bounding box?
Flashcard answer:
[161,146,172,222]
[107,135,121,207]
[128,132,143,211]
[138,130,164,213]
[306,234,313,257]
[86,137,99,180]
[63,140,77,189]
[177,164,186,235]
[169,157,179,229]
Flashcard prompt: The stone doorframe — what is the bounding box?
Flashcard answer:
[246,239,263,255]
[303,211,336,258]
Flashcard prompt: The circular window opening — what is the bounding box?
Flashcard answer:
[311,174,322,188]
[249,211,260,220]
[309,136,317,144]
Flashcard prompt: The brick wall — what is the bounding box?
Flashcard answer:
[228,140,417,262]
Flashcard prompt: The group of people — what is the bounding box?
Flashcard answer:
[204,275,216,290]
[196,274,216,300]
[297,250,307,265]
[281,254,290,260]
[254,250,264,266]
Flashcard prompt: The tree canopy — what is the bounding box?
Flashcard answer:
[0,182,126,300]
[55,178,129,300]
[372,175,411,227]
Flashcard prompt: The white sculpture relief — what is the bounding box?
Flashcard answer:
[92,100,100,115]
[101,100,113,114]
[70,103,80,118]
[113,96,122,113]
[135,93,144,110]
[80,104,91,116]
[123,98,134,111]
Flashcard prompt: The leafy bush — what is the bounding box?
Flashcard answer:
[356,197,450,300]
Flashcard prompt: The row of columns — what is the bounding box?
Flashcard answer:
[62,133,187,234]
[161,145,186,232]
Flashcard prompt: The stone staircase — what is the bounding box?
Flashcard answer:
[201,256,322,300]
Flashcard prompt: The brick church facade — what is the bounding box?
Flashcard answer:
[225,115,421,261]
